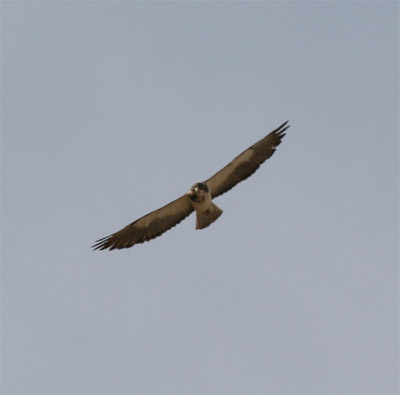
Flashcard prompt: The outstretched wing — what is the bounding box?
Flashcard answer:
[205,121,290,199]
[92,195,194,250]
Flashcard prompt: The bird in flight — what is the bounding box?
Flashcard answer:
[92,121,290,251]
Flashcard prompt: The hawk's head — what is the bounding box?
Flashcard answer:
[186,182,209,202]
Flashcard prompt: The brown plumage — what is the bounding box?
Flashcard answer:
[92,196,194,250]
[206,121,289,198]
[92,121,290,251]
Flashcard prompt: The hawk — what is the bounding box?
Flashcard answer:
[92,121,290,250]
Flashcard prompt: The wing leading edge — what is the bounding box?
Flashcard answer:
[92,196,194,250]
[205,121,290,198]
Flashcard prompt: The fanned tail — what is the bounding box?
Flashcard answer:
[196,203,223,230]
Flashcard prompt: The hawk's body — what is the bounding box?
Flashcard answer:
[92,121,290,250]
[186,182,223,230]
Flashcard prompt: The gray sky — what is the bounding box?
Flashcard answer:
[2,1,399,394]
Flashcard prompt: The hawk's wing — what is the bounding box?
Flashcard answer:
[205,121,290,199]
[92,195,194,250]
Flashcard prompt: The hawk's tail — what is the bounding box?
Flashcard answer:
[196,203,223,230]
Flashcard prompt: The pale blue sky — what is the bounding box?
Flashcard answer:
[2,1,399,394]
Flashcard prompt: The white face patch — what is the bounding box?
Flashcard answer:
[188,186,213,212]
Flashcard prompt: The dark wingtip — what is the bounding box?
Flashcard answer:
[274,121,290,137]
[92,236,113,251]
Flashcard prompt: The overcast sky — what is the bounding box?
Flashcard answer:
[2,1,399,394]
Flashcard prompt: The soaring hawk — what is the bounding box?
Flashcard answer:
[93,121,290,250]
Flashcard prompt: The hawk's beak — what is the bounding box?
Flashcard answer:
[186,187,198,197]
